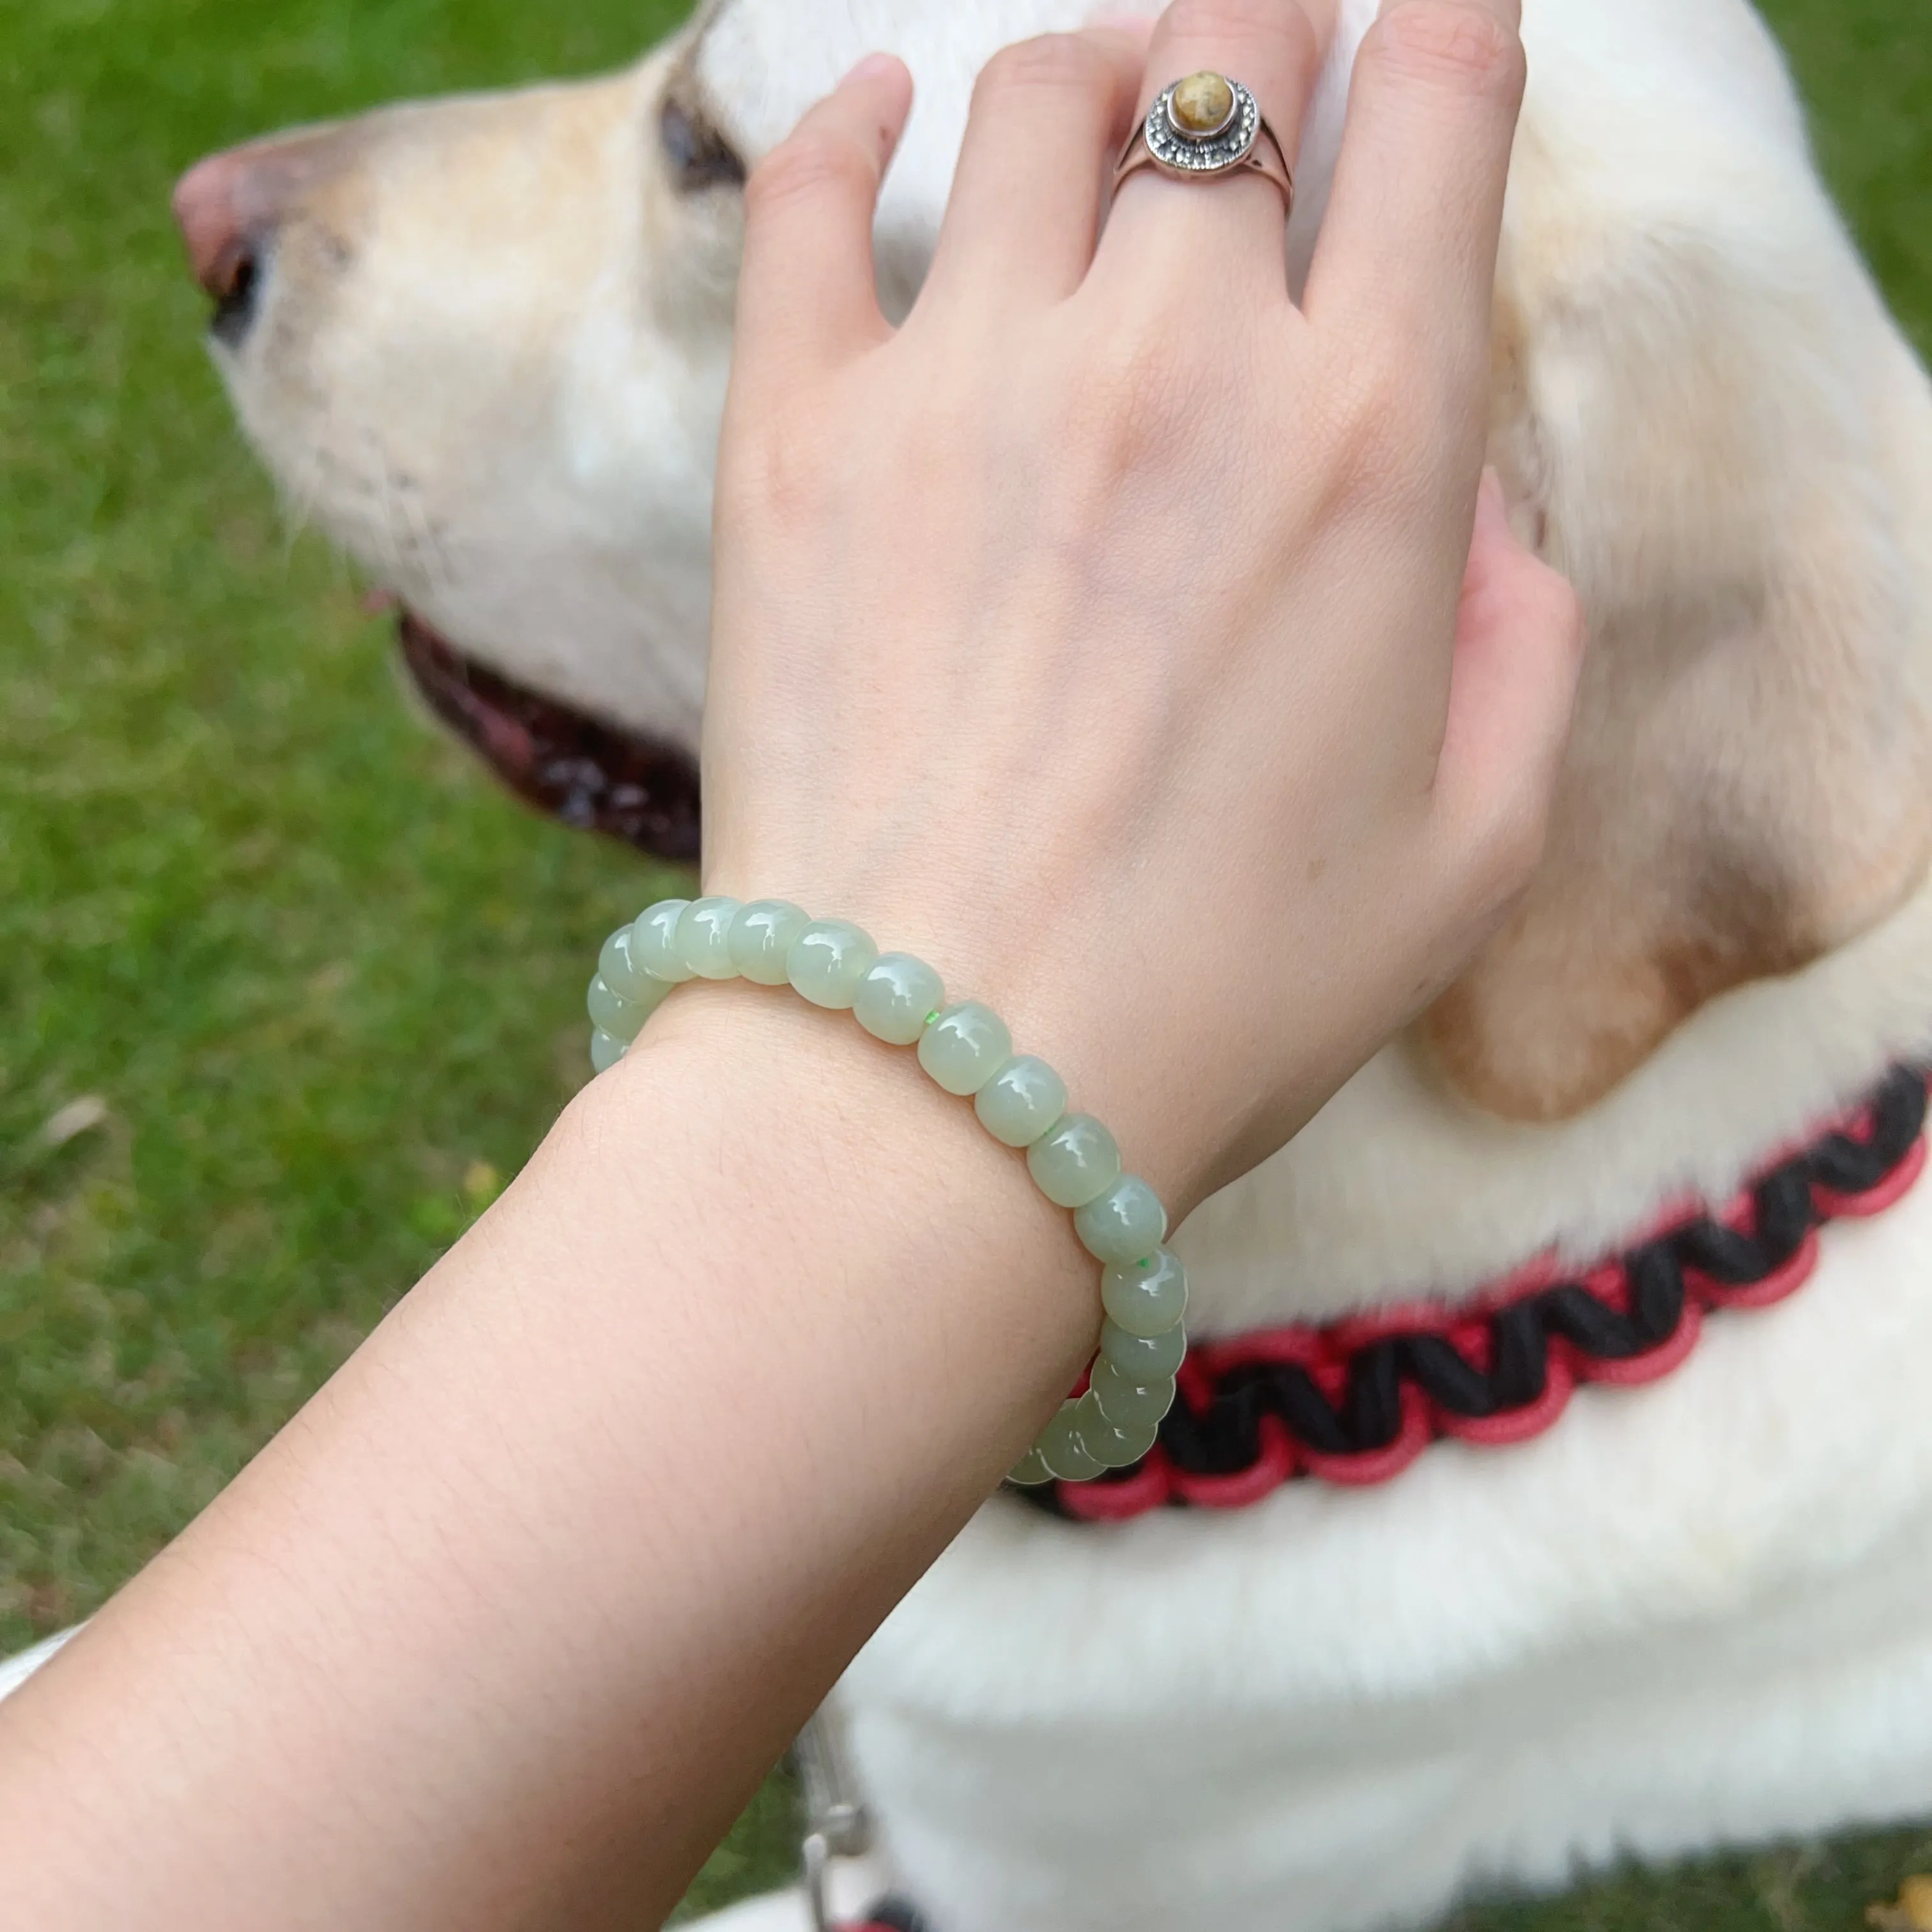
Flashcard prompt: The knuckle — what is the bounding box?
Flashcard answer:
[1051,333,1218,500]
[1364,1,1525,103]
[722,410,818,526]
[744,128,873,223]
[1328,360,1429,505]
[976,33,1110,103]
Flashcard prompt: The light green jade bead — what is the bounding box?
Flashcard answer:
[1075,1175,1168,1266]
[917,1002,1012,1096]
[1101,1246,1188,1337]
[1078,1394,1161,1470]
[854,953,945,1046]
[631,899,694,984]
[677,896,744,979]
[1037,1401,1105,1482]
[598,925,661,1006]
[1007,1446,1055,1486]
[589,1029,628,1075]
[587,972,649,1042]
[1101,1315,1187,1383]
[728,900,810,985]
[1087,1357,1177,1427]
[973,1055,1068,1148]
[786,919,878,1009]
[1025,1114,1121,1209]
[1055,1390,1153,1470]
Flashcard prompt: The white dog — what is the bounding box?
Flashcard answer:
[105,0,1932,1927]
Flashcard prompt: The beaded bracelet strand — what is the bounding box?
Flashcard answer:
[585,895,1186,1486]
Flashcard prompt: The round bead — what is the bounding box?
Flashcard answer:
[974,1055,1068,1148]
[1075,1175,1169,1265]
[854,953,944,1046]
[728,900,811,985]
[1025,1114,1121,1210]
[1037,1402,1105,1482]
[786,919,878,1009]
[1067,1390,1154,1472]
[587,973,648,1043]
[598,925,657,1004]
[677,896,744,979]
[631,900,694,984]
[917,1002,1013,1096]
[1100,1316,1186,1383]
[1087,1359,1177,1428]
[1007,1447,1055,1487]
[1101,1246,1188,1337]
[588,1028,628,1075]
[1085,1411,1161,1469]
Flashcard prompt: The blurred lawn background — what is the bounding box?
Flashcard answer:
[2,0,1929,1923]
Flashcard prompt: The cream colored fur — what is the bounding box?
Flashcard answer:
[14,1,1932,1926]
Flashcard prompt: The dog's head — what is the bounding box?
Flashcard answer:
[167,3,1128,789]
[172,0,1932,1124]
[169,50,737,857]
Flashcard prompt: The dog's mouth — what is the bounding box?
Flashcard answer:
[396,610,701,862]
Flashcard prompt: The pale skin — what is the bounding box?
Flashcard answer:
[0,0,1581,1926]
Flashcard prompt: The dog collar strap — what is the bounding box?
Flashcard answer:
[1014,1061,1930,1524]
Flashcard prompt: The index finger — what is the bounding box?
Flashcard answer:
[735,56,916,388]
[1301,0,1525,404]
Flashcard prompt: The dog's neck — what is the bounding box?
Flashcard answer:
[1177,864,1932,1335]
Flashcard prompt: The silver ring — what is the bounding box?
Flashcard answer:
[1112,72,1294,211]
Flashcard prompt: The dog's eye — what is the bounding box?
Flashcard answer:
[659,96,746,193]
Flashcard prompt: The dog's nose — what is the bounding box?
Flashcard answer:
[173,132,339,346]
[173,150,264,338]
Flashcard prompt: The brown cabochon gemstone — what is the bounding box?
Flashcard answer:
[1169,72,1236,138]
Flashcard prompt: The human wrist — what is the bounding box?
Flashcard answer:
[586,972,1099,1382]
[587,898,1195,1480]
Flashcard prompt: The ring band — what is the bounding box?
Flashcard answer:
[1112,72,1294,213]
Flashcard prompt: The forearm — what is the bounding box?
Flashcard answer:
[0,983,1093,1929]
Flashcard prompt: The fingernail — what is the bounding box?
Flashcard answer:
[1089,7,1158,29]
[841,52,902,85]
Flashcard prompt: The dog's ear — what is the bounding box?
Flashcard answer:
[1423,249,1932,1124]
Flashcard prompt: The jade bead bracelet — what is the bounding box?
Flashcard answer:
[585,896,1186,1485]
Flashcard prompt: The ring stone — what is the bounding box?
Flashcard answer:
[1168,71,1238,140]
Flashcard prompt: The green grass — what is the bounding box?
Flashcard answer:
[1,0,693,1634]
[1,0,1928,1924]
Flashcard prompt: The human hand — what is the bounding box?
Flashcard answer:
[697,0,1581,1209]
